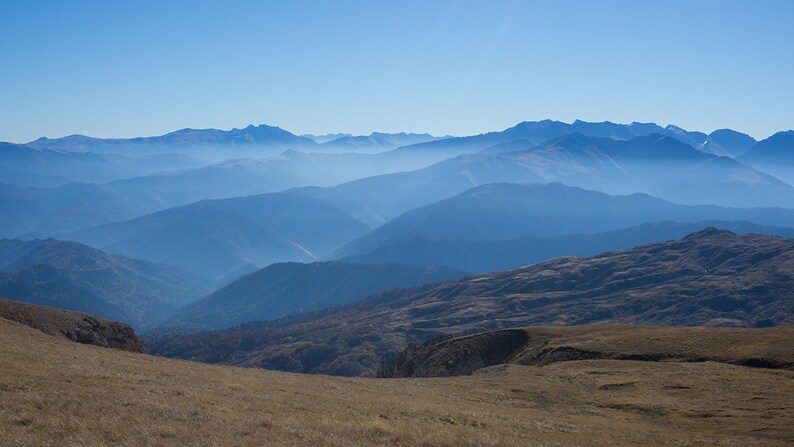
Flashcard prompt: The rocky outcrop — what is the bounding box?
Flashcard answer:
[377,325,794,377]
[0,298,144,352]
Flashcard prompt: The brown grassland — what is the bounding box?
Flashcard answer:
[1,317,793,446]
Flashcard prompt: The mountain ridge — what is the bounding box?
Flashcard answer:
[155,261,468,335]
[0,238,210,329]
[149,228,794,376]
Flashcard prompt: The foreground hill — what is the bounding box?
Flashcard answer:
[0,298,143,352]
[343,220,794,273]
[334,182,794,258]
[0,239,210,329]
[158,262,468,334]
[150,229,794,376]
[62,191,371,282]
[2,318,792,446]
[378,325,794,378]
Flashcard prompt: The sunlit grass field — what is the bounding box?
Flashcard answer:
[1,318,792,446]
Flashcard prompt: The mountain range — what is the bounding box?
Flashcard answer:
[61,190,371,282]
[313,132,444,151]
[333,182,794,258]
[26,124,318,159]
[293,133,794,229]
[391,119,760,162]
[25,125,449,159]
[0,141,201,188]
[4,120,791,243]
[343,220,794,273]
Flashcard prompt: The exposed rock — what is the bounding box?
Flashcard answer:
[378,325,794,377]
[0,298,144,352]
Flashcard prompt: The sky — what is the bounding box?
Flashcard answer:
[0,0,792,143]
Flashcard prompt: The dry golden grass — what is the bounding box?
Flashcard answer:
[1,317,793,446]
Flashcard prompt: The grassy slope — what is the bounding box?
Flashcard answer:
[1,318,793,446]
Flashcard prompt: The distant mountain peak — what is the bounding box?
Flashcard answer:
[572,119,617,125]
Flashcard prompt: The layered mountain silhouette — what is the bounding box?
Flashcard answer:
[0,142,199,188]
[27,124,319,159]
[0,239,209,329]
[101,149,427,212]
[481,133,792,207]
[157,262,467,335]
[333,182,794,258]
[390,119,758,162]
[26,126,447,159]
[318,132,444,152]
[0,182,146,238]
[12,130,781,241]
[295,134,793,228]
[343,220,794,273]
[62,191,370,282]
[149,229,794,376]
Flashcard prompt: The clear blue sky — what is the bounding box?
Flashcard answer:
[1,0,792,142]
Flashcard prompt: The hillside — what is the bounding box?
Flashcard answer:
[62,191,371,282]
[149,229,794,376]
[333,182,794,258]
[0,298,143,352]
[378,325,794,377]
[159,262,468,334]
[0,239,210,329]
[2,318,793,445]
[343,220,794,273]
